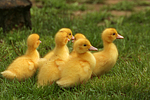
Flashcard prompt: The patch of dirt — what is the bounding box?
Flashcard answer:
[86,4,104,11]
[105,0,122,5]
[111,10,132,17]
[134,6,150,12]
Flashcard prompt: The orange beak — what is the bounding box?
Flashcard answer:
[116,34,124,39]
[71,36,75,40]
[89,46,98,51]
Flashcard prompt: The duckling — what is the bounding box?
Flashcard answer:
[71,33,86,43]
[70,33,86,58]
[44,28,74,60]
[1,34,41,81]
[37,31,72,86]
[56,38,98,87]
[92,28,124,77]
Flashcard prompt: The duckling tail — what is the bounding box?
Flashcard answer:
[1,70,16,79]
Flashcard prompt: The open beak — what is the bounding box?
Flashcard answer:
[40,41,42,43]
[89,46,98,51]
[116,34,124,39]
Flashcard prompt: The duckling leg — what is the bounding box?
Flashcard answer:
[1,70,16,79]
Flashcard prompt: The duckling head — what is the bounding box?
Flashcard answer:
[102,28,124,43]
[55,31,70,46]
[72,33,86,42]
[27,33,41,49]
[59,28,74,40]
[74,38,98,54]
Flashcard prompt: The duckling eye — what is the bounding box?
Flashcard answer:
[83,44,87,46]
[113,33,116,35]
[69,33,71,35]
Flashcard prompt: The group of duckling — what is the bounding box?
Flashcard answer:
[1,28,124,88]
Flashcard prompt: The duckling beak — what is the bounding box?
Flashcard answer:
[40,41,42,43]
[68,39,71,41]
[72,40,75,43]
[71,36,75,40]
[89,46,98,51]
[116,34,124,39]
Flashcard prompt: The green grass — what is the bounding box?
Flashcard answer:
[102,0,150,11]
[102,0,136,11]
[0,0,150,99]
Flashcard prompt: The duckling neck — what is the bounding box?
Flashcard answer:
[78,52,92,61]
[54,45,69,60]
[103,42,118,55]
[25,47,40,61]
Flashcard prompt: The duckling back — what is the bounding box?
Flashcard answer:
[1,56,37,80]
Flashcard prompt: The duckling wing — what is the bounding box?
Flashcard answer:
[37,59,62,86]
[28,60,35,70]
[79,61,92,82]
[93,54,111,76]
[55,60,65,66]
[79,61,90,72]
[94,53,109,67]
[57,60,81,87]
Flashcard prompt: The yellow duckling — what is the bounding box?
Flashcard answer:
[92,28,124,77]
[37,30,73,86]
[44,28,74,60]
[1,34,41,81]
[56,38,98,87]
[70,33,86,58]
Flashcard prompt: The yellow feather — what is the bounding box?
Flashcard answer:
[1,34,41,81]
[56,38,97,87]
[92,28,124,77]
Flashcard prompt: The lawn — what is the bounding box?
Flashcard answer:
[0,0,150,99]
